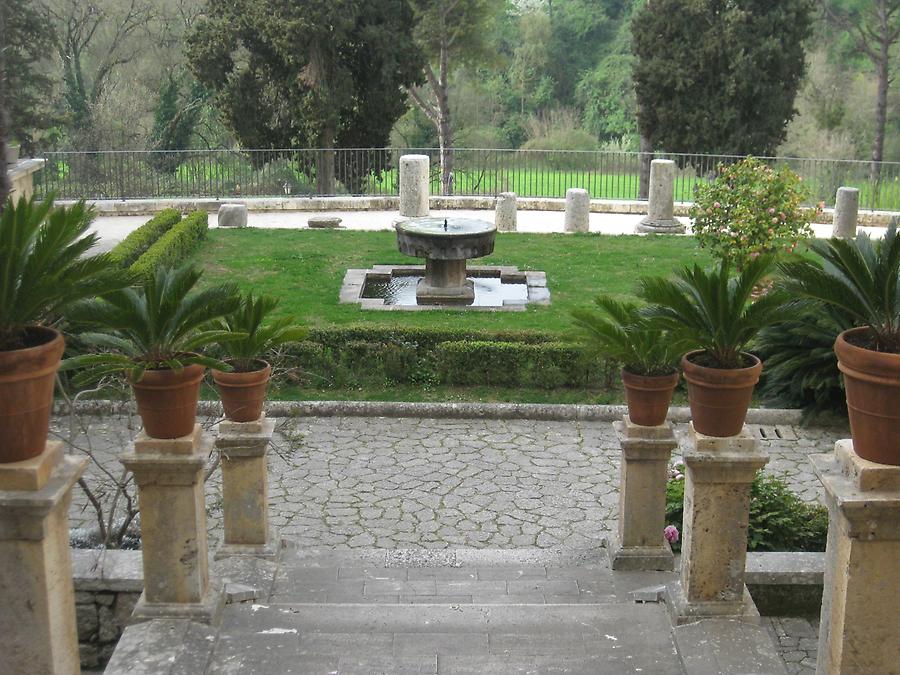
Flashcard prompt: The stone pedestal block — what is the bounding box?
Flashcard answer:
[666,424,768,625]
[0,442,87,675]
[564,188,590,233]
[811,440,900,675]
[832,187,859,239]
[217,203,247,228]
[637,159,685,234]
[214,415,279,559]
[495,192,517,232]
[120,426,224,624]
[609,417,677,571]
[399,155,430,218]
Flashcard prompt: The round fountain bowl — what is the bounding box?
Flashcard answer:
[396,217,496,261]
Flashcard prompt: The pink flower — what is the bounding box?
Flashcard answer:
[767,207,776,215]
[713,201,721,209]
[750,251,760,260]
[664,525,680,544]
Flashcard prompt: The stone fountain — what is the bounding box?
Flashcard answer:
[395,217,496,305]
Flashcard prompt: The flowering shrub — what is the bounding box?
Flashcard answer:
[690,157,819,269]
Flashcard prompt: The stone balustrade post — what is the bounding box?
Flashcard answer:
[399,155,430,219]
[564,188,590,233]
[610,417,678,571]
[7,158,46,202]
[0,442,87,674]
[666,424,767,624]
[810,440,900,674]
[495,192,517,232]
[120,425,224,624]
[214,415,278,559]
[637,159,685,234]
[832,187,859,239]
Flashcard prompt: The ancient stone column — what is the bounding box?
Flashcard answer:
[217,203,247,228]
[832,187,859,239]
[810,440,900,674]
[610,417,678,571]
[564,188,590,233]
[214,415,278,559]
[120,425,224,624]
[399,154,430,219]
[496,192,517,232]
[0,442,87,675]
[637,159,685,234]
[666,424,768,624]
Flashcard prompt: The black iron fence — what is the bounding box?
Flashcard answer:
[34,147,900,211]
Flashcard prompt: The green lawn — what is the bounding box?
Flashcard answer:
[196,229,712,334]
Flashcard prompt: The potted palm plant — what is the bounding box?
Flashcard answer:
[779,223,900,465]
[208,292,306,422]
[62,265,241,439]
[639,255,790,437]
[0,195,124,462]
[571,296,685,426]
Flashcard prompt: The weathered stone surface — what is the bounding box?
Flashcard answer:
[676,619,789,674]
[832,187,859,239]
[308,216,342,229]
[564,188,590,233]
[495,192,517,232]
[399,155,430,218]
[637,159,685,233]
[218,203,248,228]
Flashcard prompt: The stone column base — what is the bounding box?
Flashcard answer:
[635,218,685,234]
[609,538,674,571]
[215,527,282,560]
[665,582,761,626]
[131,580,226,625]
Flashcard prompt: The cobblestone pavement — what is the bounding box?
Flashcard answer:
[765,616,819,674]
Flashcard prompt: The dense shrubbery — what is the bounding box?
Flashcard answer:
[108,208,182,267]
[129,211,208,281]
[665,467,828,552]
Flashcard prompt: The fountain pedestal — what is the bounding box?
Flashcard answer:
[419,259,475,304]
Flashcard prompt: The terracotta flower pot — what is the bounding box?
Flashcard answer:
[835,327,900,465]
[0,327,64,463]
[621,368,679,427]
[681,350,762,438]
[130,363,204,439]
[212,360,271,422]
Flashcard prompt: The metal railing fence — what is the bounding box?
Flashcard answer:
[34,147,900,211]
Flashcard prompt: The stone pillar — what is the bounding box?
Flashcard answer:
[120,425,224,624]
[217,203,248,228]
[832,187,859,239]
[399,154,430,219]
[0,442,87,675]
[609,417,678,571]
[495,192,517,232]
[214,415,278,559]
[666,424,768,624]
[7,158,46,202]
[810,440,900,674]
[564,188,590,233]
[636,159,685,234]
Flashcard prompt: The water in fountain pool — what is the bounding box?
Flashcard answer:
[362,274,527,307]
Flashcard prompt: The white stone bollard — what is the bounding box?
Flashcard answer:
[811,440,900,674]
[564,188,590,233]
[218,203,248,228]
[399,155,430,219]
[495,192,517,232]
[637,159,684,234]
[832,187,859,239]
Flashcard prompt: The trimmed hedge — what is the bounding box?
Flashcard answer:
[108,208,182,267]
[130,211,208,280]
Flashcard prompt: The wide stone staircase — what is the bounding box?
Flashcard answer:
[104,545,787,674]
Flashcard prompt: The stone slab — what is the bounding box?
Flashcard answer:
[308,216,343,229]
[134,424,203,456]
[834,438,900,492]
[130,581,225,626]
[675,618,789,674]
[103,619,217,675]
[665,582,762,626]
[218,203,247,228]
[0,441,63,491]
[219,413,268,435]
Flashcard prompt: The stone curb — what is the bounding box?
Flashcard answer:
[55,399,803,425]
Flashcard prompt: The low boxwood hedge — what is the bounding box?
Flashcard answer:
[108,208,181,267]
[130,211,208,281]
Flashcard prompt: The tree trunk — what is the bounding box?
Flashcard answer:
[0,6,9,211]
[870,45,889,184]
[438,43,453,196]
[638,132,653,200]
[316,126,336,196]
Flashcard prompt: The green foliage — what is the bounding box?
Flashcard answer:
[62,265,240,383]
[150,74,206,174]
[129,211,208,282]
[0,195,125,350]
[779,223,900,353]
[755,304,855,420]
[210,292,307,371]
[690,158,816,269]
[570,295,685,376]
[665,470,828,552]
[632,0,814,155]
[639,256,790,368]
[108,209,182,268]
